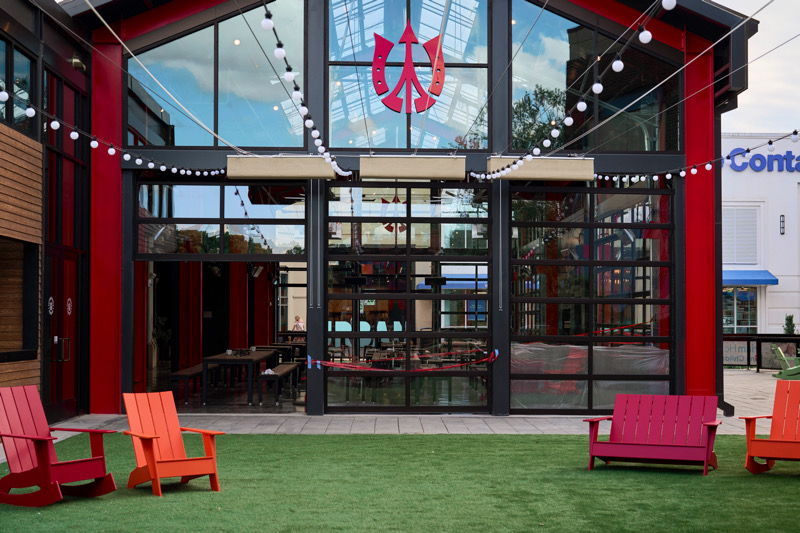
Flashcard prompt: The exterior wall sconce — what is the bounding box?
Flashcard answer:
[780,215,785,235]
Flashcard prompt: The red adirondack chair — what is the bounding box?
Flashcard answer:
[123,391,224,496]
[585,394,720,475]
[0,385,116,507]
[740,380,800,473]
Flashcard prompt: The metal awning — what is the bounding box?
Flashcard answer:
[488,156,594,181]
[722,270,779,286]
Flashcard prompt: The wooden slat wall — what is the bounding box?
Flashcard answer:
[0,121,43,245]
[0,121,43,388]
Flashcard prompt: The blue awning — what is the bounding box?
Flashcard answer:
[722,270,779,286]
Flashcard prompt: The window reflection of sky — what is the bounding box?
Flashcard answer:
[223,186,305,219]
[511,1,584,101]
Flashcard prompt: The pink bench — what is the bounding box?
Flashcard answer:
[584,394,720,476]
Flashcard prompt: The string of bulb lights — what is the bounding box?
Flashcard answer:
[468,0,777,182]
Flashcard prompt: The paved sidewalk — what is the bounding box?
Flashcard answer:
[0,369,782,465]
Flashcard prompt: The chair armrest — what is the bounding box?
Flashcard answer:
[739,415,772,420]
[703,420,722,427]
[583,416,613,423]
[0,432,55,442]
[180,427,226,436]
[50,427,116,434]
[123,430,160,440]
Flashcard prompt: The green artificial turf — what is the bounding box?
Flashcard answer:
[1,433,798,532]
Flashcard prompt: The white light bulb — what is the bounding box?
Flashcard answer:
[690,166,698,174]
[317,146,326,153]
[705,162,712,171]
[592,82,603,94]
[563,116,574,127]
[283,71,295,83]
[639,29,652,44]
[261,17,274,31]
[172,167,178,173]
[50,120,60,130]
[543,139,551,148]
[180,169,186,175]
[512,164,519,171]
[662,0,677,10]
[315,139,323,146]
[612,59,624,73]
[576,100,587,112]
[221,169,225,174]
[793,131,799,142]
[305,119,314,128]
[551,128,560,138]
[160,165,167,172]
[479,174,485,179]
[123,153,131,161]
[298,106,309,116]
[632,176,639,183]
[274,47,286,60]
[622,175,628,182]
[70,130,79,141]
[0,90,8,102]
[90,139,99,149]
[666,173,672,179]
[604,176,610,181]
[323,152,329,158]
[107,146,116,156]
[533,147,541,156]
[148,161,155,169]
[653,174,659,181]
[25,107,35,118]
[612,175,618,181]
[311,129,321,138]
[517,159,524,167]
[680,170,686,177]
[325,156,332,163]
[202,171,208,176]
[292,90,303,100]
[768,141,775,152]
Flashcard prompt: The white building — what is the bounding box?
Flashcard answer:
[722,133,800,334]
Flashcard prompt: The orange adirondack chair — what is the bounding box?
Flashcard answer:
[123,391,225,496]
[0,385,116,507]
[740,380,800,473]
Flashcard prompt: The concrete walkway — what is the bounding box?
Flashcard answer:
[41,368,780,438]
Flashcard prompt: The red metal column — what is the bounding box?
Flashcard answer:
[89,37,123,413]
[683,34,716,395]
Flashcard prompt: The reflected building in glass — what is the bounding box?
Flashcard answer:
[0,0,756,417]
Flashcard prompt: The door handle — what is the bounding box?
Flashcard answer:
[57,337,71,363]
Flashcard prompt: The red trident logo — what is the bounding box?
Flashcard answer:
[372,21,445,114]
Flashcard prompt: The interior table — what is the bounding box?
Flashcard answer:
[201,350,277,406]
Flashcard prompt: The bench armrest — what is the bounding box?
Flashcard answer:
[583,416,613,423]
[739,415,772,420]
[703,420,722,427]
[0,432,55,442]
[180,427,226,436]
[50,427,116,435]
[123,430,159,440]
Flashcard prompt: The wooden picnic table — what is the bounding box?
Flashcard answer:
[201,349,277,406]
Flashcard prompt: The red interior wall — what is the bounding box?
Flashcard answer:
[179,262,203,368]
[229,263,249,348]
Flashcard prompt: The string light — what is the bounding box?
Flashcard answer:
[638,26,653,44]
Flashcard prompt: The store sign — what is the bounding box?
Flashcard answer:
[729,148,800,172]
[372,21,445,114]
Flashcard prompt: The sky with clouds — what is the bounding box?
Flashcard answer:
[713,0,799,134]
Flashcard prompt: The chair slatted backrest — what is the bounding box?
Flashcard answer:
[770,380,800,441]
[0,386,55,474]
[123,392,186,467]
[609,394,718,446]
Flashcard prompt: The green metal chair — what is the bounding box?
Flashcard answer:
[772,346,800,379]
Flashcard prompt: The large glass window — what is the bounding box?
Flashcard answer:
[511,0,680,153]
[328,0,488,149]
[510,183,673,412]
[136,181,307,258]
[127,1,305,147]
[722,287,757,334]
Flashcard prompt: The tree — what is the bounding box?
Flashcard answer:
[511,85,567,151]
[784,314,796,335]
